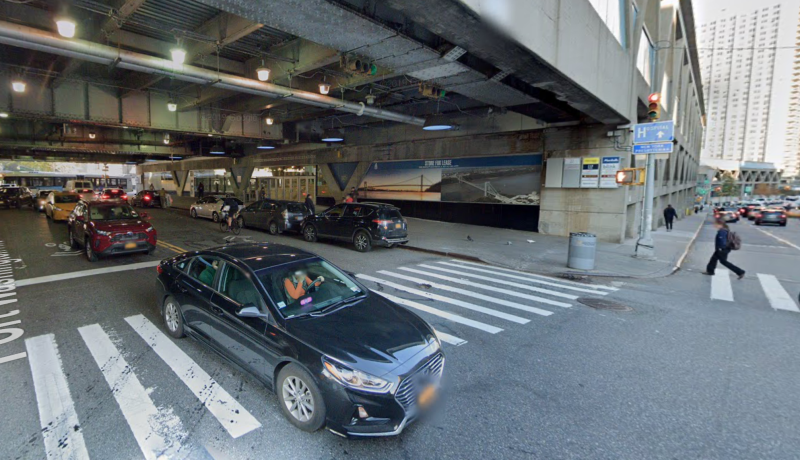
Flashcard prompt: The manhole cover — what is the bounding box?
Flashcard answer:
[577,297,633,312]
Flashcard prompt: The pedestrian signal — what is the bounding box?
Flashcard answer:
[648,93,661,121]
[616,169,636,185]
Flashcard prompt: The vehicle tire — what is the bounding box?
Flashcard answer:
[68,228,78,249]
[190,208,197,218]
[162,296,185,339]
[85,239,97,262]
[780,222,787,227]
[302,224,317,242]
[212,212,220,223]
[755,221,760,226]
[353,230,372,252]
[232,220,241,235]
[269,220,279,235]
[147,246,156,255]
[276,364,326,432]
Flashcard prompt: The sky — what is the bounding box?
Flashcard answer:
[694,0,800,168]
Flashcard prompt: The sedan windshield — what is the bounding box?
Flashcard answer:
[89,204,139,221]
[257,258,364,319]
[55,195,80,204]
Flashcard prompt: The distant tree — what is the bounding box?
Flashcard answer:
[720,174,740,197]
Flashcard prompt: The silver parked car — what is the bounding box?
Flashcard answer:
[189,195,242,222]
[238,199,310,234]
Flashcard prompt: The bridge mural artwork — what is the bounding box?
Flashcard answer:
[358,154,542,205]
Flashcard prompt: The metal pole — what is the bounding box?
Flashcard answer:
[636,152,656,258]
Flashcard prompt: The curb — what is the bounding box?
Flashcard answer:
[670,215,707,275]
[398,244,484,263]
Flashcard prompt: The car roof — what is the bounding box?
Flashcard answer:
[200,243,317,271]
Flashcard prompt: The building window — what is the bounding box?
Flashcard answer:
[588,0,625,46]
[637,28,654,85]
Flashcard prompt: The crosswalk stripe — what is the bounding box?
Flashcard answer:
[358,274,531,323]
[449,260,619,291]
[439,261,608,295]
[757,274,800,312]
[373,291,503,334]
[25,334,90,460]
[125,315,262,438]
[398,267,573,308]
[710,269,734,302]
[78,324,184,460]
[432,328,467,346]
[378,270,553,317]
[418,264,578,300]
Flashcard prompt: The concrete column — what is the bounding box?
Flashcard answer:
[229,166,255,201]
[172,170,189,197]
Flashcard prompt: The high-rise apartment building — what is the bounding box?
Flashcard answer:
[784,8,800,179]
[698,5,781,164]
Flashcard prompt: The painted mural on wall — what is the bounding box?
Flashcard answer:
[358,154,542,205]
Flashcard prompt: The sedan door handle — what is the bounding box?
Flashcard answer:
[211,306,225,316]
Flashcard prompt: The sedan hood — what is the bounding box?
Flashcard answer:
[286,293,438,377]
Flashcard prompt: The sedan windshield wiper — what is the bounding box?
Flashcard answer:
[310,294,367,317]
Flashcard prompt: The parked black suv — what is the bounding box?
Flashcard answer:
[302,202,408,252]
[0,186,33,209]
[131,190,161,207]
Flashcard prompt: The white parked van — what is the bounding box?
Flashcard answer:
[64,180,94,192]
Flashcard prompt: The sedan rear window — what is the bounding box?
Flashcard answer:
[286,203,305,213]
[379,208,402,219]
[55,195,80,204]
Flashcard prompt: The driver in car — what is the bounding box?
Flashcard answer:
[284,269,324,300]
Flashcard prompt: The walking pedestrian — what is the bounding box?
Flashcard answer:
[350,186,358,203]
[149,183,155,191]
[703,220,745,279]
[305,192,316,215]
[198,182,205,198]
[159,188,167,208]
[663,204,678,231]
[344,194,354,203]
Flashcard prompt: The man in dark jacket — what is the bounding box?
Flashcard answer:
[703,220,745,279]
[305,192,315,215]
[663,204,678,231]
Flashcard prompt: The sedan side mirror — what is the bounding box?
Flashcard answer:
[237,305,268,318]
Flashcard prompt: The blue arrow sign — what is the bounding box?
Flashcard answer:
[633,121,674,144]
[633,142,674,155]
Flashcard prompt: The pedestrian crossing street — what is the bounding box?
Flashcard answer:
[356,259,619,345]
[20,260,616,459]
[709,269,800,312]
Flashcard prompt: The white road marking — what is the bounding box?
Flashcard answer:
[418,264,578,300]
[373,291,503,334]
[358,274,531,323]
[439,261,608,295]
[753,227,800,252]
[432,328,467,346]
[15,261,161,287]
[756,274,800,313]
[398,267,573,308]
[25,334,90,460]
[0,352,27,364]
[378,270,553,317]
[710,269,734,302]
[124,315,261,438]
[78,324,184,460]
[448,259,618,291]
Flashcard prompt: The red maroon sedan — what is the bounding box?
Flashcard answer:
[67,200,157,261]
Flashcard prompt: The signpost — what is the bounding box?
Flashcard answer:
[633,142,674,155]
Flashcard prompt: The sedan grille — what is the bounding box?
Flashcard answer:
[395,353,445,409]
[111,232,147,242]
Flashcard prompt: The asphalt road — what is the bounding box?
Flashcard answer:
[0,206,799,459]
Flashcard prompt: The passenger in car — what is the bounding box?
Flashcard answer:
[199,260,219,285]
[284,269,324,300]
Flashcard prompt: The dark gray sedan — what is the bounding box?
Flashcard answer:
[238,199,310,234]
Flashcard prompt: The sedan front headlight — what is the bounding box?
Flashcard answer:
[145,226,154,232]
[95,229,111,236]
[322,357,394,393]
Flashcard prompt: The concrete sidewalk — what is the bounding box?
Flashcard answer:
[400,212,708,279]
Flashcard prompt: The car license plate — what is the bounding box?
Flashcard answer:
[124,242,137,249]
[418,384,437,408]
[395,223,402,228]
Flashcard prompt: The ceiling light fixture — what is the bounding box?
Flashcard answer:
[55,19,76,38]
[319,75,331,95]
[167,99,177,111]
[321,128,344,143]
[171,47,186,65]
[257,141,276,150]
[265,116,274,125]
[207,133,213,136]
[163,133,170,144]
[423,114,456,131]
[88,131,96,139]
[11,80,26,93]
[0,113,8,118]
[256,58,270,81]
[210,144,225,155]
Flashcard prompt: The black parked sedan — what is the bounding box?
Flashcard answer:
[238,199,310,234]
[754,209,787,226]
[156,243,443,437]
[302,202,409,252]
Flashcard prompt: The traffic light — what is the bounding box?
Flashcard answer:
[648,93,661,121]
[616,169,636,185]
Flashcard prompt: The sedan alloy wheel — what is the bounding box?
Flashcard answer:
[282,376,314,422]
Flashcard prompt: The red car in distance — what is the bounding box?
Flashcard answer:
[67,200,157,261]
[100,188,128,201]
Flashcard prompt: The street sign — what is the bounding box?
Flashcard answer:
[599,156,621,188]
[580,157,600,188]
[633,120,675,144]
[633,142,674,155]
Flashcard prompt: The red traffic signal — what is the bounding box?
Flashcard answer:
[647,93,661,121]
[648,93,661,103]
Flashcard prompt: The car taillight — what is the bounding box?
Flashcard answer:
[122,195,128,200]
[102,195,110,199]
[372,219,393,226]
[156,264,163,274]
[144,196,151,201]
[78,194,83,199]
[781,214,787,218]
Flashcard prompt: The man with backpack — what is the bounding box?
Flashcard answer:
[703,220,745,279]
[663,204,678,231]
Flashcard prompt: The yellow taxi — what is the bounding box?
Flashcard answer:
[45,192,81,221]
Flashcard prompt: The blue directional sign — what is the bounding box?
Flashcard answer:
[633,142,674,155]
[633,120,674,144]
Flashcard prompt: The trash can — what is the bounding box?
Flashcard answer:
[567,232,597,270]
